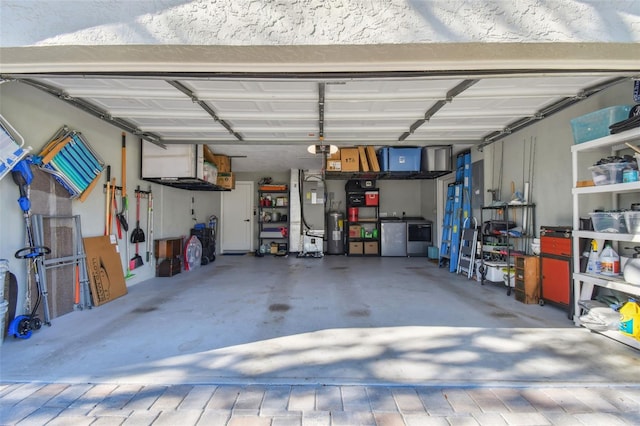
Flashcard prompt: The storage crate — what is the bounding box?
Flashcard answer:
[483,261,509,282]
[364,241,378,255]
[570,105,632,144]
[624,211,640,234]
[349,241,363,254]
[589,162,631,185]
[589,212,628,233]
[378,147,421,172]
[349,225,362,238]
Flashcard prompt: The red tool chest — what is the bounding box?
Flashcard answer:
[539,226,573,318]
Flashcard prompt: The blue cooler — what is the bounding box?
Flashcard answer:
[378,147,421,171]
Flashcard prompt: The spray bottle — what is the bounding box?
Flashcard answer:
[587,240,601,274]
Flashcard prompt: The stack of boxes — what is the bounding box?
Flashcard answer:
[327,146,380,172]
[326,145,452,173]
[203,146,234,189]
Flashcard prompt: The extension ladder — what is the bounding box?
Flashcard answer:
[439,151,472,272]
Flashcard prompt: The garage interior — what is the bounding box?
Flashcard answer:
[2,1,640,423]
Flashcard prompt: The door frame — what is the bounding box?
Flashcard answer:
[220,181,254,253]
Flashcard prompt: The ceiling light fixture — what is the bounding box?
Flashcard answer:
[308,144,338,155]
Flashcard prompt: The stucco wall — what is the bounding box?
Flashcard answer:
[2,0,639,47]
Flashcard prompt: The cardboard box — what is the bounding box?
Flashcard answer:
[349,225,362,238]
[211,154,231,173]
[327,160,342,171]
[357,146,369,172]
[327,150,341,161]
[340,148,360,172]
[349,241,363,255]
[203,144,216,163]
[217,172,235,189]
[364,241,378,255]
[366,146,380,172]
[83,235,127,306]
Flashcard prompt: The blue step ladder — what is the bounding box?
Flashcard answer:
[439,151,472,272]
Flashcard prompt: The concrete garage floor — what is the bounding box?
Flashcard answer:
[3,254,639,386]
[1,255,640,424]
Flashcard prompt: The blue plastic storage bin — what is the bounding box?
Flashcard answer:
[378,147,421,171]
[570,105,632,144]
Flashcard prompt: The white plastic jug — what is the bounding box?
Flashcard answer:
[600,243,620,276]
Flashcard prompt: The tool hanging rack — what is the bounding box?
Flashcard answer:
[38,126,105,201]
[0,114,31,181]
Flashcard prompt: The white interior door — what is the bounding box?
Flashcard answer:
[221,181,254,253]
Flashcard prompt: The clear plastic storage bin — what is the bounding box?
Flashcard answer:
[589,212,628,233]
[624,211,640,234]
[589,162,631,185]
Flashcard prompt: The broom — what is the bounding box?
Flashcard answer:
[129,189,145,269]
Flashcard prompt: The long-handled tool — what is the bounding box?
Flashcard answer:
[110,177,117,236]
[146,187,153,262]
[104,168,111,236]
[130,188,145,269]
[119,133,134,279]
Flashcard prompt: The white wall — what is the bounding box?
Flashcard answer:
[0,81,221,316]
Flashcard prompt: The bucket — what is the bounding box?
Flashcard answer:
[348,207,358,222]
[0,299,8,345]
[619,299,640,341]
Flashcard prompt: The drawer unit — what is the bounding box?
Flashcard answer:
[540,236,571,257]
[539,226,572,317]
[514,256,540,304]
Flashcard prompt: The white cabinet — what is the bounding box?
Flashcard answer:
[571,127,640,349]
